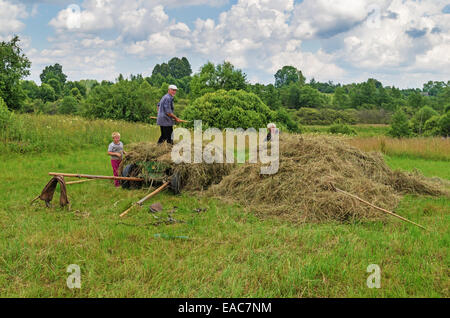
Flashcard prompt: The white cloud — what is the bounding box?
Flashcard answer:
[18,0,450,87]
[336,0,450,74]
[0,0,28,39]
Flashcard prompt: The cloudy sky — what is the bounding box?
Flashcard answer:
[1,0,449,88]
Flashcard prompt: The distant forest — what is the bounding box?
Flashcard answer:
[1,36,449,136]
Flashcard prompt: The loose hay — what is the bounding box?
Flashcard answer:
[120,135,447,224]
[207,135,447,223]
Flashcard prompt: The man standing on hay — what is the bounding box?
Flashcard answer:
[156,85,185,144]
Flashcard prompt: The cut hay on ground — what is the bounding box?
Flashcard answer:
[120,135,447,224]
[206,135,447,223]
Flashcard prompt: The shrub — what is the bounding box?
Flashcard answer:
[328,122,356,135]
[83,80,160,122]
[0,96,13,130]
[439,113,450,136]
[357,109,391,124]
[183,89,272,130]
[388,110,411,138]
[411,106,439,134]
[295,108,357,125]
[59,96,78,114]
[423,115,441,136]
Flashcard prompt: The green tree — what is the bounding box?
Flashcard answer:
[423,81,445,96]
[274,66,305,88]
[332,86,350,109]
[40,63,67,85]
[422,115,441,136]
[411,106,439,134]
[190,61,247,99]
[388,110,411,137]
[0,96,13,130]
[47,78,62,97]
[59,95,78,114]
[438,113,450,136]
[39,83,56,103]
[83,80,160,122]
[298,85,325,108]
[70,87,82,100]
[168,57,192,79]
[408,92,424,109]
[21,80,40,100]
[0,36,31,110]
[183,89,272,129]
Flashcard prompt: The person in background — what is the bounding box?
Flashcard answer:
[265,123,278,141]
[155,85,185,144]
[108,132,127,187]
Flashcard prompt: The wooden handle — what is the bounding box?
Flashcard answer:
[137,181,170,206]
[66,179,96,185]
[119,182,170,218]
[333,185,427,230]
[49,172,143,182]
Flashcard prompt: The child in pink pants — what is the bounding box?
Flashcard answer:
[107,132,127,187]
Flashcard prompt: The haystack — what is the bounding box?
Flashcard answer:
[206,135,447,223]
[120,135,446,223]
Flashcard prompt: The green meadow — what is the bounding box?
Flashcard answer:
[0,115,448,297]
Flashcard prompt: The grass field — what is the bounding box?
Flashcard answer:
[0,115,448,297]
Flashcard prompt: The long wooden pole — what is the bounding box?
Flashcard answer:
[49,172,143,182]
[332,184,427,230]
[119,181,170,218]
[66,179,96,185]
[150,116,190,122]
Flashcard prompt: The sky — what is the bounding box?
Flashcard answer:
[1,0,449,88]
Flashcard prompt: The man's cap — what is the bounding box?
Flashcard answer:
[168,85,178,90]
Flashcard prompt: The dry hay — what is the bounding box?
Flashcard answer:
[119,135,447,224]
[119,142,234,191]
[206,134,447,223]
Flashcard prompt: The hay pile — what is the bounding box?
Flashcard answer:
[206,135,446,223]
[120,135,446,223]
[119,142,234,191]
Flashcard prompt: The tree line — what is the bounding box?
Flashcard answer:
[1,36,449,136]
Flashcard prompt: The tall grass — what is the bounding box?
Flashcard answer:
[347,136,450,161]
[1,114,160,154]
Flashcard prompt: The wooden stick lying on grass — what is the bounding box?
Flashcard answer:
[49,172,143,182]
[66,179,96,185]
[331,184,427,230]
[119,181,170,218]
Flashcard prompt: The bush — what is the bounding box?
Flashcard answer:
[411,106,439,134]
[423,115,441,136]
[183,89,295,131]
[388,110,411,138]
[0,96,13,130]
[439,113,450,136]
[295,108,357,125]
[357,109,391,124]
[328,122,356,135]
[83,80,160,122]
[59,96,78,114]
